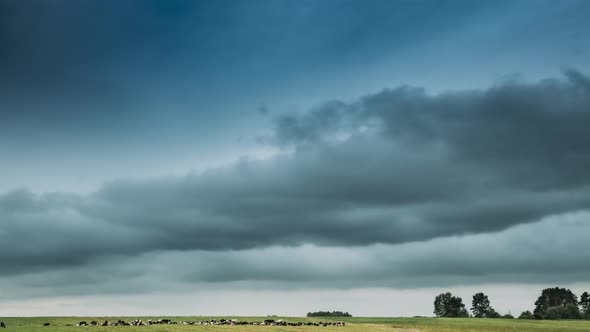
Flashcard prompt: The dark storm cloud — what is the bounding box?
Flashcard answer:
[275,70,590,189]
[2,211,589,298]
[1,72,590,281]
[170,212,590,288]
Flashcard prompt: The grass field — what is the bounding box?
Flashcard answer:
[1,317,589,332]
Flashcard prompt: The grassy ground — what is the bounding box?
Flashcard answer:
[1,316,589,332]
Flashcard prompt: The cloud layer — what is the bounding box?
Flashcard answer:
[1,71,590,293]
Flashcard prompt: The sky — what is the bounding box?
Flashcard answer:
[1,0,590,317]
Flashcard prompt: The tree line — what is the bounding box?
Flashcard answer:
[306,311,352,317]
[434,287,590,320]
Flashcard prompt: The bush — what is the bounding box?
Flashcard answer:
[518,311,535,319]
[486,309,501,319]
[502,313,514,319]
[543,304,581,320]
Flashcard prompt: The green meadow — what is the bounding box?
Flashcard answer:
[1,317,589,332]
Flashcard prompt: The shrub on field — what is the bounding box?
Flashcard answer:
[486,309,501,319]
[518,311,535,319]
[543,304,581,320]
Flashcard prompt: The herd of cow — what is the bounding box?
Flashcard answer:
[67,318,346,327]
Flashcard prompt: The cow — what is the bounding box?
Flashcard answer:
[0,322,5,328]
[43,323,50,326]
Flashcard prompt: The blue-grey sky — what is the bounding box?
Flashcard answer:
[1,0,590,316]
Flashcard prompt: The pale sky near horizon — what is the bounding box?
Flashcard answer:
[1,0,590,317]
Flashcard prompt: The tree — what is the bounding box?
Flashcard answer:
[533,287,580,320]
[518,311,535,319]
[580,292,590,318]
[434,292,469,317]
[434,293,452,317]
[471,292,493,318]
